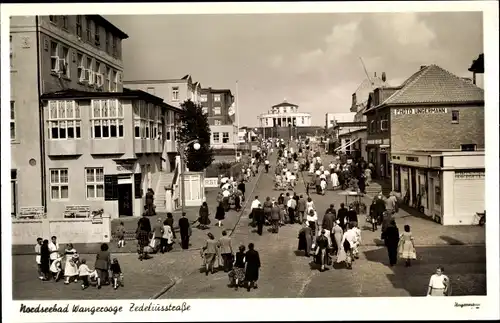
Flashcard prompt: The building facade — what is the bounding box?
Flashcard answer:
[325,112,356,129]
[10,15,128,218]
[258,100,312,139]
[365,64,484,225]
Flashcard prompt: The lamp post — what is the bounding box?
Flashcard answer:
[178,139,201,214]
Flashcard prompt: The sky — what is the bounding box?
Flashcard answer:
[106,12,483,127]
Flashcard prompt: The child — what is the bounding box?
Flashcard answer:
[64,244,79,284]
[78,259,91,289]
[110,258,124,290]
[49,254,63,282]
[116,222,126,248]
[89,269,99,285]
[35,237,43,280]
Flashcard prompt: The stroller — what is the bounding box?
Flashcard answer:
[274,175,286,191]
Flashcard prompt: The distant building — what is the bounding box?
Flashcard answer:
[325,112,356,129]
[364,64,484,225]
[257,100,312,139]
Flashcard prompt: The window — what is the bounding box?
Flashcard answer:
[166,131,171,140]
[94,61,103,88]
[10,101,15,140]
[106,32,110,53]
[49,16,57,24]
[76,15,82,37]
[461,144,477,151]
[61,46,69,78]
[111,70,118,92]
[115,71,121,91]
[10,35,13,68]
[452,110,459,123]
[213,132,220,143]
[133,101,159,140]
[48,100,81,139]
[266,119,269,126]
[301,117,305,124]
[435,186,441,206]
[381,119,388,131]
[94,24,100,46]
[200,94,207,102]
[62,16,68,29]
[213,107,221,115]
[222,132,230,143]
[105,66,111,90]
[50,169,69,200]
[214,120,221,125]
[86,57,94,84]
[202,107,208,114]
[50,41,59,73]
[77,53,85,82]
[112,35,117,57]
[86,17,92,42]
[172,87,179,101]
[214,94,221,102]
[91,99,124,138]
[86,168,104,199]
[11,169,17,217]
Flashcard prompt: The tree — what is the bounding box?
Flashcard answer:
[177,99,214,171]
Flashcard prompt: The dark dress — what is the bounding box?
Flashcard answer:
[254,208,266,235]
[215,205,225,221]
[199,205,210,225]
[178,217,190,249]
[244,249,261,282]
[347,209,358,225]
[136,217,152,248]
[40,244,50,277]
[298,226,313,256]
[384,224,400,266]
[337,207,348,228]
[95,250,111,281]
[238,183,246,198]
[230,252,246,282]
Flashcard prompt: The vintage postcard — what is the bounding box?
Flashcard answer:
[1,1,499,322]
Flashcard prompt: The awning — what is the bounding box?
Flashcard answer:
[334,137,361,152]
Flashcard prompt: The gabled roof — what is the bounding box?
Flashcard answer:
[365,64,484,113]
[272,100,298,108]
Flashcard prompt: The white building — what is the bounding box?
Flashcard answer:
[325,112,356,129]
[258,100,312,128]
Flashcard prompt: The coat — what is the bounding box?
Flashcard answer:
[384,224,400,248]
[203,239,218,255]
[199,205,210,225]
[337,208,348,226]
[298,226,313,255]
[178,217,190,237]
[297,198,307,212]
[322,212,336,231]
[215,205,225,220]
[95,250,111,271]
[244,249,261,281]
[271,205,280,220]
[253,208,266,224]
[218,236,233,255]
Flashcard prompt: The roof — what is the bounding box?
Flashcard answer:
[365,64,484,113]
[91,15,128,39]
[272,100,298,108]
[40,89,182,112]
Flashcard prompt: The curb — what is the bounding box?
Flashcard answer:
[149,165,265,299]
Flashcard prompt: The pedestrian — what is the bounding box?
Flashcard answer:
[165,213,177,239]
[277,193,285,206]
[238,180,246,201]
[306,209,318,237]
[198,201,210,229]
[381,211,394,240]
[202,232,218,275]
[297,222,313,257]
[218,230,234,272]
[322,207,335,252]
[375,193,387,225]
[145,188,156,216]
[306,197,315,214]
[364,167,372,185]
[358,174,366,194]
[347,204,358,228]
[320,178,327,195]
[34,237,43,280]
[287,195,297,224]
[244,243,261,291]
[136,212,152,260]
[95,243,111,289]
[427,266,451,296]
[48,236,59,265]
[63,243,79,284]
[234,192,242,212]
[78,258,91,290]
[352,223,362,259]
[152,218,164,253]
[250,196,261,226]
[110,258,124,290]
[332,220,343,256]
[40,239,50,281]
[178,212,192,250]
[222,189,231,212]
[341,223,356,269]
[264,159,270,173]
[263,197,273,224]
[161,218,174,253]
[315,230,330,272]
[398,224,417,267]
[270,201,280,233]
[115,222,126,248]
[337,203,348,230]
[383,220,400,267]
[254,203,266,236]
[215,202,226,227]
[297,195,307,224]
[49,253,63,282]
[229,245,246,290]
[369,200,378,231]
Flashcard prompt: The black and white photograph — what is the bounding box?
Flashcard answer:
[1,1,499,322]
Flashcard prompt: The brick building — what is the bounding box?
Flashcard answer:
[364,64,484,225]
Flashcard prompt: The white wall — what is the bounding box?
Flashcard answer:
[326,112,356,128]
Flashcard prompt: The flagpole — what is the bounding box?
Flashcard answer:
[236,80,239,156]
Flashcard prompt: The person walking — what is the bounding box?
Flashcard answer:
[63,243,79,284]
[381,211,395,240]
[238,180,246,201]
[202,232,218,275]
[315,230,330,272]
[161,218,174,253]
[297,222,313,257]
[48,236,60,266]
[337,203,348,230]
[40,239,51,281]
[427,266,451,296]
[250,196,261,226]
[244,243,261,291]
[297,195,307,224]
[287,196,297,224]
[165,213,177,239]
[306,209,319,237]
[136,214,152,261]
[270,201,281,233]
[254,203,266,236]
[347,204,358,228]
[332,220,343,256]
[229,245,247,290]
[398,224,417,267]
[152,217,164,253]
[198,202,210,229]
[145,188,156,216]
[263,197,273,224]
[215,202,226,227]
[218,231,234,272]
[322,208,336,253]
[383,220,400,267]
[95,243,111,289]
[341,223,356,269]
[178,212,192,250]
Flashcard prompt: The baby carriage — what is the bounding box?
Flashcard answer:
[274,175,286,191]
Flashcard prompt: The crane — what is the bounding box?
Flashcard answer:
[359,57,374,86]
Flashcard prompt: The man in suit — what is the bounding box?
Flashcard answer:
[297,195,307,224]
[178,212,191,250]
[254,204,266,236]
[337,203,348,231]
[322,206,336,253]
[218,230,233,272]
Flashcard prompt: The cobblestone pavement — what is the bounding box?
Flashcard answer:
[11,166,263,300]
[160,156,486,298]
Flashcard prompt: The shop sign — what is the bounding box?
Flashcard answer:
[393,107,448,116]
[204,178,219,188]
[454,171,485,179]
[117,164,134,172]
[367,139,382,145]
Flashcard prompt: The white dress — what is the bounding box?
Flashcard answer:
[306,201,315,213]
[64,249,78,277]
[331,173,339,188]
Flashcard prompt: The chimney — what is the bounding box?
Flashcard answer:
[350,93,357,112]
[420,65,427,70]
[374,72,377,77]
[381,72,387,82]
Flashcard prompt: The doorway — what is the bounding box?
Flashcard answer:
[118,184,133,217]
[410,168,417,206]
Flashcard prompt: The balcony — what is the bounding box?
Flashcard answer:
[90,139,126,155]
[47,139,84,157]
[134,139,163,154]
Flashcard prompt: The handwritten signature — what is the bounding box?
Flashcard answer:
[455,302,480,309]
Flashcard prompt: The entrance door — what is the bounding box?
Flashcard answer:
[429,177,434,214]
[410,168,417,206]
[118,184,133,217]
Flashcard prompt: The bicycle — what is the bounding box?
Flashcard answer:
[475,211,485,226]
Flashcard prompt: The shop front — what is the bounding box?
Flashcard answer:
[367,138,390,179]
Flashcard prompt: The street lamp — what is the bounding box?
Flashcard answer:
[178,139,200,214]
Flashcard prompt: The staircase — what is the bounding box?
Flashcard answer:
[366,179,392,197]
[155,172,176,213]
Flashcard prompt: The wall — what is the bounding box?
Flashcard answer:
[365,106,390,142]
[125,81,188,109]
[211,124,238,148]
[12,215,111,245]
[391,105,484,152]
[325,112,356,128]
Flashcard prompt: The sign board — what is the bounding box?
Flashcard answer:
[204,177,219,188]
[454,171,485,179]
[117,164,134,172]
[393,107,448,116]
[406,156,420,162]
[64,205,91,218]
[367,139,382,145]
[18,206,45,219]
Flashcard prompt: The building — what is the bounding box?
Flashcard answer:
[325,112,356,129]
[10,15,129,218]
[200,88,238,151]
[364,64,484,225]
[258,100,312,139]
[124,74,203,108]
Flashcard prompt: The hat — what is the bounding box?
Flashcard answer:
[336,219,340,224]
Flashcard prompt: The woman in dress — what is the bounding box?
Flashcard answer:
[244,243,261,291]
[229,245,246,290]
[63,243,79,284]
[331,171,340,190]
[306,197,315,214]
[198,202,210,229]
[306,209,318,237]
[297,222,313,257]
[161,219,174,253]
[398,224,417,267]
[277,193,285,206]
[95,243,111,289]
[427,266,451,296]
[40,239,51,281]
[215,202,225,227]
[332,220,343,256]
[202,232,218,275]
